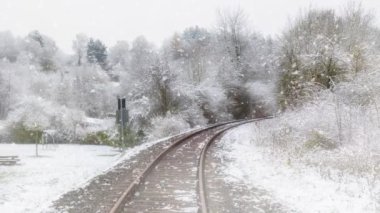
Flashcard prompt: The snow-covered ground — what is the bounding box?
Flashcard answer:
[218,123,379,213]
[0,144,122,213]
[0,121,5,135]
[0,127,198,213]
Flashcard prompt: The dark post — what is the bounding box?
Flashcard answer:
[122,98,126,109]
[118,98,121,110]
[116,97,129,150]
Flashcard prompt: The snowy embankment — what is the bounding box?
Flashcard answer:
[219,122,379,213]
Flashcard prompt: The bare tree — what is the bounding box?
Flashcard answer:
[72,34,89,66]
[278,5,375,109]
[216,8,250,81]
[109,40,129,69]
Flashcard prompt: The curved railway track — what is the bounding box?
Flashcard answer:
[109,117,273,213]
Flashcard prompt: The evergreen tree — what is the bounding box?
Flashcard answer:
[87,38,108,69]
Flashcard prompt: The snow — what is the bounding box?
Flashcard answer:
[81,117,115,133]
[0,144,122,213]
[0,125,201,213]
[218,123,379,213]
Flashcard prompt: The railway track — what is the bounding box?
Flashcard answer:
[109,117,272,213]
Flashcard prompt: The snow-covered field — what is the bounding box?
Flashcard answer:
[0,144,122,213]
[0,129,194,213]
[219,123,379,213]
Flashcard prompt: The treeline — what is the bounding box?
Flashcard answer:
[0,5,379,142]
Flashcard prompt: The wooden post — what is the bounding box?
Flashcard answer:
[35,132,39,157]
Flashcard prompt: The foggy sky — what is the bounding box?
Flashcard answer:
[0,0,379,53]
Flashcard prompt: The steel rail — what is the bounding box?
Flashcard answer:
[198,116,274,213]
[109,119,245,213]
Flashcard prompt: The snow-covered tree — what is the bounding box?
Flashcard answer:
[216,8,250,83]
[109,40,129,69]
[72,34,89,66]
[0,69,10,119]
[278,6,378,109]
[23,30,59,71]
[0,31,20,62]
[87,38,108,69]
[169,26,212,83]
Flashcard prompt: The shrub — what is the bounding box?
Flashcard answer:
[82,131,116,146]
[120,126,140,147]
[147,114,190,140]
[278,7,375,109]
[82,128,140,148]
[304,131,337,151]
[9,122,43,144]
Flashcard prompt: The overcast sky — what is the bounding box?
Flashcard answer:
[0,0,379,53]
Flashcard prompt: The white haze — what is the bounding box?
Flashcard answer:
[0,0,379,53]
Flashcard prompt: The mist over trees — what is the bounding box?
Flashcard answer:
[0,4,379,144]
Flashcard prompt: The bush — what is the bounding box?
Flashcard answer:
[82,128,140,148]
[9,122,43,144]
[226,85,251,119]
[82,131,116,146]
[304,131,337,151]
[147,114,190,140]
[120,126,140,147]
[278,7,375,109]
